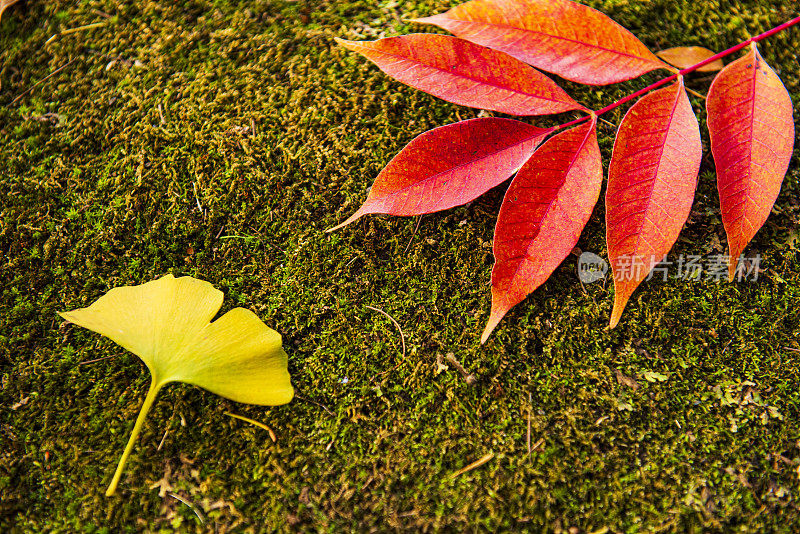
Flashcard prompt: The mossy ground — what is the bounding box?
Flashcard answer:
[1,0,799,531]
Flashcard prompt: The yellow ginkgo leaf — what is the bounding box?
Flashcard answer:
[60,274,293,496]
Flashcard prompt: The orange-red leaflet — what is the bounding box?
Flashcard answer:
[336,34,585,116]
[656,46,724,72]
[606,77,702,328]
[415,0,668,85]
[328,118,551,231]
[483,117,602,342]
[706,44,795,279]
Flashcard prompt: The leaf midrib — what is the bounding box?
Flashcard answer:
[376,127,549,205]
[504,121,596,291]
[438,17,661,65]
[362,44,578,109]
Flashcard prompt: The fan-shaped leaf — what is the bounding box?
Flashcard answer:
[414,0,667,85]
[336,34,584,116]
[60,274,293,495]
[483,118,602,342]
[606,78,702,328]
[706,44,795,278]
[329,118,552,231]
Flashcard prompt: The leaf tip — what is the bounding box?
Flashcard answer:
[479,322,496,345]
[608,289,630,329]
[325,210,366,233]
[726,241,747,281]
[481,300,511,344]
[727,255,739,282]
[333,37,359,51]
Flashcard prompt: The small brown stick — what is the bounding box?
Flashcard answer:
[157,428,169,451]
[295,394,334,416]
[45,21,107,45]
[77,354,117,365]
[11,58,77,105]
[451,452,494,478]
[598,117,616,129]
[527,392,532,455]
[445,353,476,385]
[403,215,424,253]
[365,305,406,360]
[685,87,707,100]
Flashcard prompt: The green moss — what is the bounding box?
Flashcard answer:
[2,0,800,531]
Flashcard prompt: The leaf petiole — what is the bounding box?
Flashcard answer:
[106,378,162,496]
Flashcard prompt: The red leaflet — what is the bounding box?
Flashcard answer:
[328,118,552,231]
[706,44,795,279]
[606,78,701,328]
[483,118,602,342]
[335,34,585,116]
[414,0,667,85]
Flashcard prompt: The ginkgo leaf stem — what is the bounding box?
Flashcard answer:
[106,378,162,496]
[557,14,800,131]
